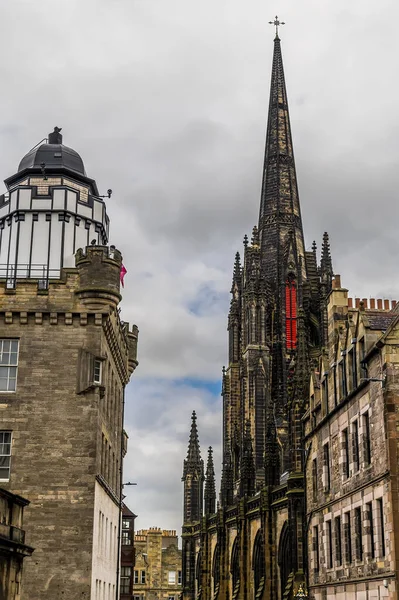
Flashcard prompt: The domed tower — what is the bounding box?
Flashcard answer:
[0,127,109,285]
[0,129,139,599]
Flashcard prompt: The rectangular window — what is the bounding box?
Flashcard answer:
[343,428,350,479]
[333,365,338,407]
[120,566,132,595]
[344,512,352,564]
[122,519,130,529]
[140,571,146,584]
[335,516,342,566]
[348,349,354,391]
[313,526,320,572]
[323,444,330,492]
[122,529,132,545]
[168,571,176,584]
[359,338,366,376]
[377,498,385,557]
[169,597,176,600]
[312,459,318,501]
[366,502,375,559]
[352,420,360,472]
[0,431,12,480]
[339,360,347,399]
[322,377,328,415]
[94,359,102,384]
[362,412,371,466]
[326,520,333,569]
[355,507,363,561]
[178,570,182,585]
[0,339,19,392]
[134,570,139,585]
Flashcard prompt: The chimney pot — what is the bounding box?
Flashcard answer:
[370,298,375,309]
[377,299,383,309]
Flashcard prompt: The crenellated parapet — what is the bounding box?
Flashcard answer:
[75,245,123,309]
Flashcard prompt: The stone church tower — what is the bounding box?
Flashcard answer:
[182,30,333,600]
[0,128,138,599]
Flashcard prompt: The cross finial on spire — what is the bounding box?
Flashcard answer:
[269,15,285,38]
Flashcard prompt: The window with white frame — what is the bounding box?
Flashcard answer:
[168,571,176,584]
[93,359,102,384]
[0,431,12,480]
[168,596,176,600]
[140,570,146,584]
[0,340,19,392]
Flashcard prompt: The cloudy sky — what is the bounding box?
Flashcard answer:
[1,0,399,534]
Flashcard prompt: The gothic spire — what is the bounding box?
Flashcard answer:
[320,231,333,284]
[183,411,202,478]
[182,411,204,523]
[204,447,216,515]
[230,251,241,294]
[258,34,306,282]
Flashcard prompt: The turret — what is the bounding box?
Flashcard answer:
[0,127,109,288]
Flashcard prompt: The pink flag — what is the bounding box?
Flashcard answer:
[120,264,127,287]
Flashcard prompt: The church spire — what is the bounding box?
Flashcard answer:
[320,231,333,284]
[258,31,306,282]
[182,411,204,523]
[204,447,216,515]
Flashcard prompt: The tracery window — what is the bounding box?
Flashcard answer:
[231,537,240,599]
[253,530,265,598]
[212,544,220,594]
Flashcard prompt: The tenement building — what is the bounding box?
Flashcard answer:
[133,527,182,600]
[181,24,399,600]
[0,487,34,599]
[305,283,398,598]
[0,127,139,599]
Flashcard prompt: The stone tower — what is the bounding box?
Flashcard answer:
[0,128,139,599]
[182,29,333,600]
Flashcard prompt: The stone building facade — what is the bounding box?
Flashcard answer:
[181,28,399,600]
[0,128,139,599]
[133,528,182,600]
[0,488,33,599]
[305,280,399,599]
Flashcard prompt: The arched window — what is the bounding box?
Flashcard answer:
[252,530,265,598]
[212,543,220,595]
[278,522,291,597]
[231,537,240,599]
[195,551,202,596]
[285,279,297,349]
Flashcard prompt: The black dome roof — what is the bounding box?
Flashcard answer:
[17,127,86,177]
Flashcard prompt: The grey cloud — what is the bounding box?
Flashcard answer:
[0,0,399,533]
